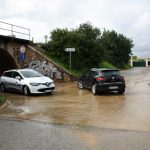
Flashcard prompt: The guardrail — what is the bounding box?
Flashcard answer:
[0,21,30,40]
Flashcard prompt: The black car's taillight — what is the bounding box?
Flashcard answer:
[96,77,105,81]
[120,76,124,80]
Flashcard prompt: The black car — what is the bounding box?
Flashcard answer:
[77,68,125,95]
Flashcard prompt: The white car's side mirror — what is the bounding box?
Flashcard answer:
[15,76,21,80]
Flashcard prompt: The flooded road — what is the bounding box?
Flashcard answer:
[1,67,150,132]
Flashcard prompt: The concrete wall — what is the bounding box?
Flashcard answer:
[130,57,149,67]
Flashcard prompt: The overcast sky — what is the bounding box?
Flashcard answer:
[0,0,150,57]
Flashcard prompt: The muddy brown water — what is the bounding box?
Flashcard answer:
[1,67,150,132]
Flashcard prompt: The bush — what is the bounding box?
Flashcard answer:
[0,96,6,106]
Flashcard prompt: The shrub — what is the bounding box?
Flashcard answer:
[0,96,6,106]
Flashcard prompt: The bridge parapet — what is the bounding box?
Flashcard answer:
[0,21,30,40]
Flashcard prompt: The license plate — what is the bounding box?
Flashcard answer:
[45,90,51,92]
[109,86,118,89]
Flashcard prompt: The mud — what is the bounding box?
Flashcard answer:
[1,67,150,132]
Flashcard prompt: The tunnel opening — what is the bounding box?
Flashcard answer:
[0,48,18,75]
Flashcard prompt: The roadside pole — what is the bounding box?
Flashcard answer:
[70,51,71,70]
[65,48,75,70]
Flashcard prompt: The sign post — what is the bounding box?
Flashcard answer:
[65,48,75,70]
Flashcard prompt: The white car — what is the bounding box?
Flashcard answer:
[0,69,55,96]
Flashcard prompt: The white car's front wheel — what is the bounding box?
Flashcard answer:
[23,85,30,96]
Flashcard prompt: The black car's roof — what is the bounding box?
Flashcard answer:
[91,68,119,72]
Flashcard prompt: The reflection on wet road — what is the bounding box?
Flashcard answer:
[1,67,150,132]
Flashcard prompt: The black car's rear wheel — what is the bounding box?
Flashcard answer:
[23,85,30,96]
[78,81,83,89]
[92,83,98,95]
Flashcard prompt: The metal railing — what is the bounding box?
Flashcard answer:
[0,21,30,40]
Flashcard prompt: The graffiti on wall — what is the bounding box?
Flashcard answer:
[26,60,63,80]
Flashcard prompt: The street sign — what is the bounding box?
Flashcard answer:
[20,45,26,53]
[65,48,75,52]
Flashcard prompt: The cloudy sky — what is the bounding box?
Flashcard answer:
[0,0,150,57]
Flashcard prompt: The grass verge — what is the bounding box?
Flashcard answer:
[0,95,6,106]
[43,52,129,77]
[44,52,85,77]
[99,60,117,69]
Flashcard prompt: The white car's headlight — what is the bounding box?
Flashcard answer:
[51,81,54,84]
[30,83,40,86]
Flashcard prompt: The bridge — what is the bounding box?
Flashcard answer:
[0,21,75,81]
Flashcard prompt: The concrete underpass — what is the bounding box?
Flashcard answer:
[0,48,18,75]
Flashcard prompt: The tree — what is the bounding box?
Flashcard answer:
[44,35,48,43]
[100,30,133,68]
[44,23,104,70]
[42,23,133,71]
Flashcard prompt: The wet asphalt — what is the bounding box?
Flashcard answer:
[1,67,150,149]
[0,116,150,150]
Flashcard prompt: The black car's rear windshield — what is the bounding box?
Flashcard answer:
[100,70,120,76]
[20,70,43,78]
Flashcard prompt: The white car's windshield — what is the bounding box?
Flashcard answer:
[20,70,43,78]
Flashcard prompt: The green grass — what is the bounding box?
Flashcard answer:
[99,60,117,69]
[0,95,6,106]
[99,60,131,70]
[44,51,84,77]
[43,52,130,77]
[122,64,131,70]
